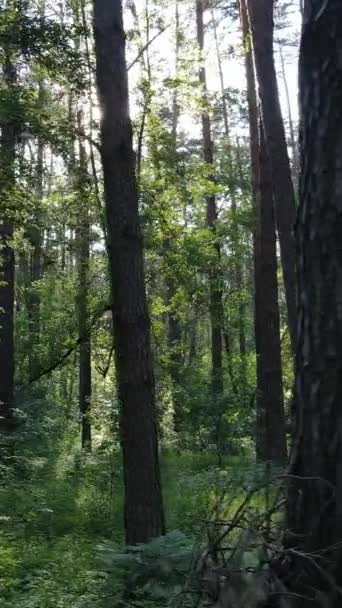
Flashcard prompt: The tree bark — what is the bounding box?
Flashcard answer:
[247,0,297,354]
[0,55,16,437]
[93,0,165,545]
[196,0,224,424]
[286,3,342,604]
[76,109,92,451]
[255,124,287,464]
[240,0,286,464]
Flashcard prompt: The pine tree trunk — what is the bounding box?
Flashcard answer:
[93,0,165,545]
[255,125,287,464]
[0,56,16,438]
[287,3,342,603]
[247,0,297,354]
[196,0,224,451]
[76,110,92,451]
[240,0,286,464]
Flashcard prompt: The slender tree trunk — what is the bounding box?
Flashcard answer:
[76,110,92,451]
[0,55,16,437]
[196,0,224,412]
[247,0,297,353]
[255,125,287,463]
[278,42,299,188]
[240,0,286,463]
[299,0,303,18]
[166,0,183,433]
[211,6,246,369]
[93,0,165,545]
[28,135,43,380]
[28,5,45,380]
[287,4,342,604]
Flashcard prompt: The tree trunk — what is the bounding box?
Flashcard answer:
[166,0,183,433]
[211,6,246,370]
[0,55,16,438]
[255,124,287,464]
[196,0,224,440]
[76,110,92,451]
[28,135,43,380]
[240,0,286,464]
[286,3,342,604]
[93,0,165,545]
[278,41,299,188]
[247,0,297,354]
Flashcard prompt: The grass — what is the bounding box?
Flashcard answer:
[0,446,279,608]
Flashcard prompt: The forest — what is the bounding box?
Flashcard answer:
[0,0,341,606]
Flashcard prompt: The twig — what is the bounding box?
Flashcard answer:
[127,25,170,71]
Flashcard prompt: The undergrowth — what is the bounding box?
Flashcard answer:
[0,444,282,608]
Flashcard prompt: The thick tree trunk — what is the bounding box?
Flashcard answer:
[0,57,16,437]
[247,0,297,354]
[240,0,286,464]
[76,110,92,451]
[286,3,342,604]
[93,0,165,545]
[196,0,224,429]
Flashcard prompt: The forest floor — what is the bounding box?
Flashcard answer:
[0,448,276,608]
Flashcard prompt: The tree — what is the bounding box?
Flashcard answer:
[0,50,16,439]
[287,2,342,604]
[240,0,286,463]
[211,5,247,373]
[165,0,183,433]
[93,0,165,544]
[247,0,297,353]
[196,0,225,457]
[76,109,92,451]
[255,124,287,463]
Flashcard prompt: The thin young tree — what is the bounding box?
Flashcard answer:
[196,0,225,458]
[166,0,183,433]
[287,2,342,603]
[93,0,165,544]
[211,6,246,372]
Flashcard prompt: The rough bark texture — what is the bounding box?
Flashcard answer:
[286,3,342,605]
[241,0,286,464]
[0,57,16,437]
[255,125,287,464]
[196,0,224,418]
[247,0,297,353]
[93,0,165,545]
